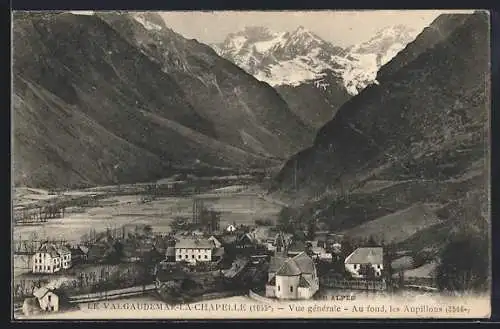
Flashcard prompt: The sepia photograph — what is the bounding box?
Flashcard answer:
[11,9,490,320]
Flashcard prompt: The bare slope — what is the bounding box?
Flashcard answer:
[12,12,309,188]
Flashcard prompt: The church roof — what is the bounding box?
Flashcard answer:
[298,276,311,288]
[276,259,302,276]
[269,256,287,273]
[291,252,315,274]
[273,252,316,277]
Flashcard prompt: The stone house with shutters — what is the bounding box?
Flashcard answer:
[174,238,216,263]
[32,243,72,274]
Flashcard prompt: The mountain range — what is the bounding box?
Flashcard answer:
[271,12,489,252]
[213,24,420,128]
[12,12,312,188]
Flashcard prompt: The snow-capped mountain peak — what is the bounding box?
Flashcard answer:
[342,24,420,94]
[213,25,345,87]
[214,24,420,94]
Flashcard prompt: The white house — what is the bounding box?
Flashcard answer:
[344,247,384,279]
[32,243,72,274]
[310,241,333,261]
[265,252,319,300]
[174,238,216,263]
[225,224,237,233]
[33,287,59,312]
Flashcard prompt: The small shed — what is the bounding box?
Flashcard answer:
[33,287,59,312]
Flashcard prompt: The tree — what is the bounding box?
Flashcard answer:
[436,234,489,293]
[306,218,316,241]
[365,235,378,247]
[143,225,153,237]
[170,216,190,232]
[340,238,355,258]
[277,206,297,233]
[383,244,397,286]
[199,206,221,233]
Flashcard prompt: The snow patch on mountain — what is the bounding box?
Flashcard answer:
[69,11,95,16]
[133,14,163,31]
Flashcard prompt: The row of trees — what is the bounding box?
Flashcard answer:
[436,232,489,292]
[170,206,221,234]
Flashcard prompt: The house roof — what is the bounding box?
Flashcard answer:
[345,247,383,264]
[291,252,315,274]
[213,247,225,257]
[71,247,85,256]
[33,286,53,299]
[391,256,414,271]
[237,233,256,244]
[58,245,71,254]
[175,238,214,249]
[208,235,222,245]
[403,261,438,279]
[38,243,69,258]
[38,244,59,258]
[276,259,302,276]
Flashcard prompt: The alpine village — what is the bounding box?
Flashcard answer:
[12,11,489,317]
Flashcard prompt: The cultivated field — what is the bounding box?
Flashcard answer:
[13,185,282,243]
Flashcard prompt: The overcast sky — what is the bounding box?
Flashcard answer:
[159,10,474,47]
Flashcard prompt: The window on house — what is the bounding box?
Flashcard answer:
[48,295,51,302]
[185,255,188,259]
[192,255,195,259]
[290,286,293,292]
[205,255,208,259]
[278,285,280,291]
[198,255,201,259]
[178,255,181,259]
